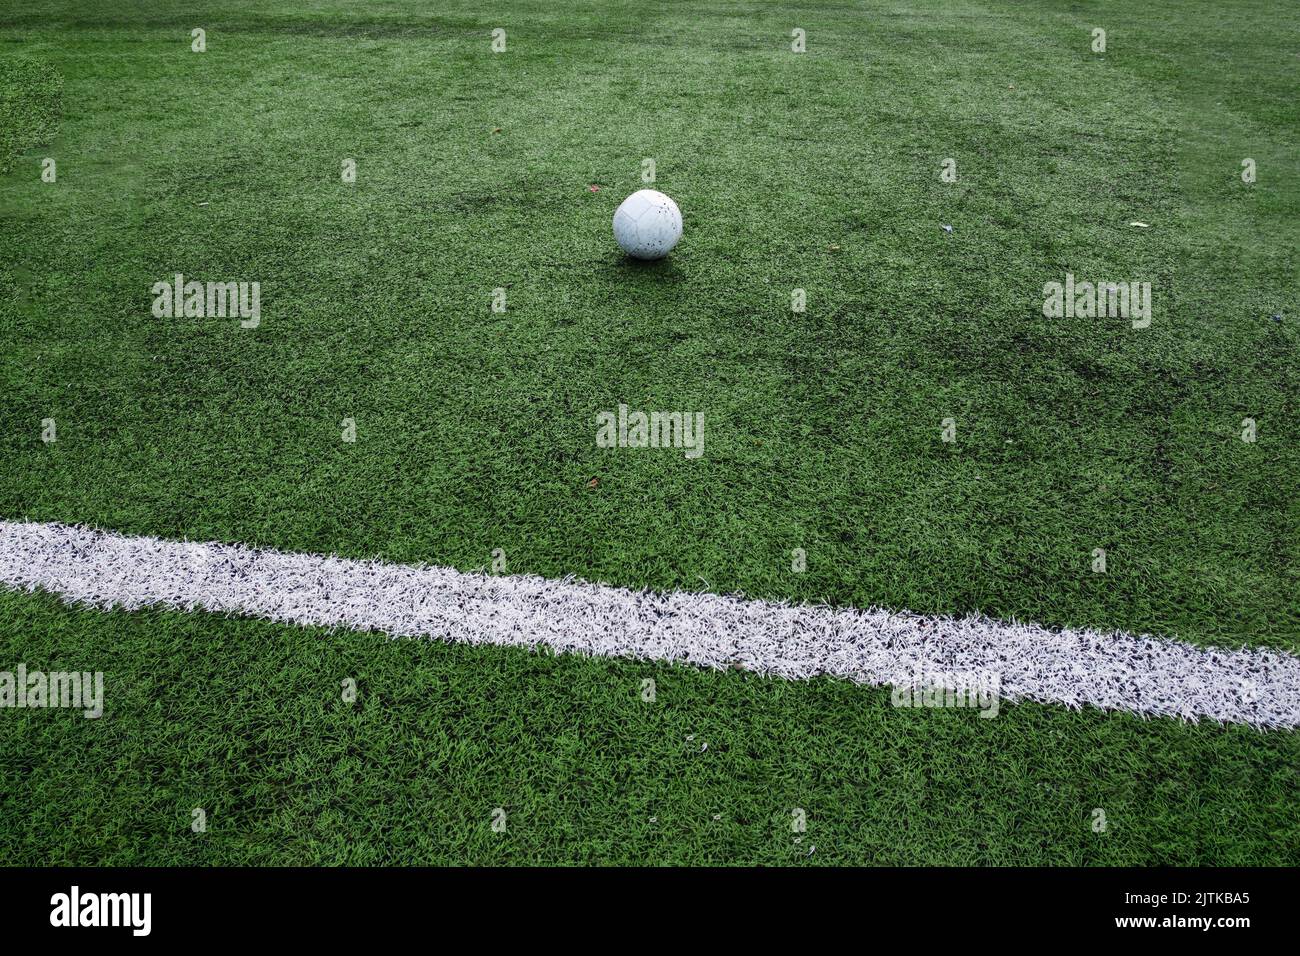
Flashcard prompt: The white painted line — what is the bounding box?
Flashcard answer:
[1,520,1297,728]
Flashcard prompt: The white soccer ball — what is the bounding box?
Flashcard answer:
[612,189,682,260]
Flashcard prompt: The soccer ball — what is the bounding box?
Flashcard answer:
[613,189,682,260]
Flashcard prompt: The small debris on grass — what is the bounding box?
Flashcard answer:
[491,127,502,134]
[197,202,209,207]
[941,224,953,233]
[587,184,601,192]
[586,476,599,488]
[1129,221,1150,228]
[1271,314,1283,322]
[828,243,840,251]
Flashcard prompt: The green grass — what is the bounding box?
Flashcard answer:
[0,55,60,174]
[3,589,1298,865]
[0,0,1297,864]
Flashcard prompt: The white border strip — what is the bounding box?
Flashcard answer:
[2,520,1298,728]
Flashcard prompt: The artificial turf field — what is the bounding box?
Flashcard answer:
[0,0,1297,865]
